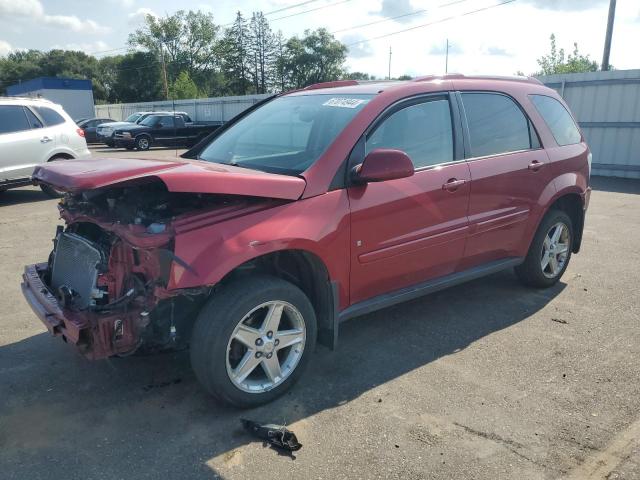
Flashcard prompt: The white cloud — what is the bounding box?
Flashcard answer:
[343,34,373,58]
[0,0,43,17]
[429,42,463,55]
[110,0,136,7]
[128,7,157,25]
[522,0,606,10]
[373,0,419,23]
[0,39,13,56]
[0,0,108,34]
[485,46,514,57]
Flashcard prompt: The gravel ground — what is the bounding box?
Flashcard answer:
[1,147,639,479]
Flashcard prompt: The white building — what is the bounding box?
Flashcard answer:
[6,77,95,121]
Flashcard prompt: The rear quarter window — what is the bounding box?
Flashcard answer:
[34,106,66,127]
[529,94,581,146]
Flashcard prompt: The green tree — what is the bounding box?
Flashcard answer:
[247,11,276,94]
[113,51,162,102]
[128,10,221,94]
[345,71,374,80]
[221,12,251,95]
[536,34,599,75]
[169,71,199,99]
[281,28,347,89]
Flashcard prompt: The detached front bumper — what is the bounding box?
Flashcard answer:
[21,263,83,342]
[21,263,148,359]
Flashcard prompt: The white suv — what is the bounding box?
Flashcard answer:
[0,97,91,197]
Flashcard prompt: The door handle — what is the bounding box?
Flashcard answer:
[442,178,466,192]
[528,160,544,171]
[40,136,53,143]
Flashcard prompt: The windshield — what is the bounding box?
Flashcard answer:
[126,114,141,123]
[198,94,373,175]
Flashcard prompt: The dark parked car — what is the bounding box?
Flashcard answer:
[23,74,591,408]
[77,118,115,143]
[112,114,222,150]
[96,111,193,147]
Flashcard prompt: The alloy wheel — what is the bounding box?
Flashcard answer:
[226,301,306,394]
[540,222,570,278]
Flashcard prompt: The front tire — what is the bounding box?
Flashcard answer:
[190,275,317,408]
[135,135,151,151]
[516,210,573,288]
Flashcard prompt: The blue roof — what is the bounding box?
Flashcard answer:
[6,77,93,95]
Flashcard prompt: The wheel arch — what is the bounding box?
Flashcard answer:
[545,191,585,253]
[135,133,153,147]
[218,249,339,350]
[47,152,74,162]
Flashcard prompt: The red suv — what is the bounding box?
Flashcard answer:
[22,75,591,407]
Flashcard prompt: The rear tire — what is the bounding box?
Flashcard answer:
[515,210,573,288]
[190,274,316,408]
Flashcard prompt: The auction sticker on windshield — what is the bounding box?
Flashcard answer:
[323,98,368,108]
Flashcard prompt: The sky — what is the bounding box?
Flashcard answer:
[0,0,638,78]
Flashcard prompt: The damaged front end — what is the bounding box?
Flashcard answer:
[21,180,240,359]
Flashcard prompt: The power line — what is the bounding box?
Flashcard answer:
[270,0,353,22]
[332,0,473,35]
[263,0,325,16]
[346,0,517,47]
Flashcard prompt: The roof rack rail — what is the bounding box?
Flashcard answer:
[411,73,542,85]
[303,80,360,90]
[411,73,466,82]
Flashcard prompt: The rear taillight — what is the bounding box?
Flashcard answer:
[77,128,85,137]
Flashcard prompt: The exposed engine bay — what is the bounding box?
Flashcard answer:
[34,180,273,359]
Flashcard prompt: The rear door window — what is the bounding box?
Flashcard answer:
[158,116,174,128]
[529,94,581,146]
[461,93,533,157]
[366,98,454,168]
[0,105,31,134]
[34,106,66,127]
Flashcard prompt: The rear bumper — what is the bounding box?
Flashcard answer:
[77,147,91,159]
[21,263,147,359]
[583,187,591,211]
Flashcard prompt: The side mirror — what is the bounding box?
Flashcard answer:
[353,148,414,183]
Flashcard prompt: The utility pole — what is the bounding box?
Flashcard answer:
[445,39,449,73]
[388,46,392,80]
[159,43,169,100]
[601,0,616,71]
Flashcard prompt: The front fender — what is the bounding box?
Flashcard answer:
[167,189,352,308]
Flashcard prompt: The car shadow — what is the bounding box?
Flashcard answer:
[0,187,53,207]
[0,270,565,479]
[591,175,640,195]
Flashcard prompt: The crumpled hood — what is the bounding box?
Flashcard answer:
[33,157,307,200]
